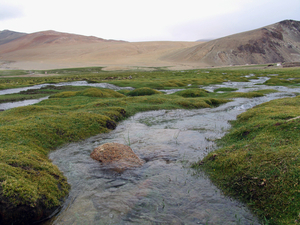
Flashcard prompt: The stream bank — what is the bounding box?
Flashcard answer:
[1,76,299,224]
[45,78,299,224]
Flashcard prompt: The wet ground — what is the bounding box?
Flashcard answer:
[45,78,298,224]
[0,81,133,110]
[1,77,299,224]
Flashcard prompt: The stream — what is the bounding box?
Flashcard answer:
[1,78,299,224]
[45,79,298,224]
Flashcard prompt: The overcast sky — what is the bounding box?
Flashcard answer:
[0,0,299,42]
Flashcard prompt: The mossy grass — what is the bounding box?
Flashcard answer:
[193,96,300,224]
[50,87,125,98]
[1,67,300,91]
[0,84,274,216]
[1,85,237,223]
[126,87,163,96]
[173,88,209,97]
[216,89,279,99]
[0,85,93,103]
[1,66,300,223]
[214,87,238,92]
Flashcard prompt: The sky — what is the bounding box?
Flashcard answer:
[0,0,299,42]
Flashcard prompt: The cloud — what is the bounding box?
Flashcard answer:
[0,0,299,41]
[0,3,23,21]
[169,0,300,41]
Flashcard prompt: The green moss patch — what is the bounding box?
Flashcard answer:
[126,87,163,96]
[173,88,209,98]
[264,77,300,86]
[1,67,299,224]
[214,87,238,92]
[193,96,300,224]
[50,88,125,98]
[0,86,233,224]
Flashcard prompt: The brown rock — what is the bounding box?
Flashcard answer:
[90,143,144,171]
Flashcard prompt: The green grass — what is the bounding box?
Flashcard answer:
[193,96,300,224]
[1,66,300,224]
[0,69,30,76]
[126,87,163,96]
[0,86,238,223]
[173,88,209,97]
[1,67,300,91]
[214,87,238,92]
[0,85,93,103]
[0,84,275,219]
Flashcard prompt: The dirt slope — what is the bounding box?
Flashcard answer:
[162,20,300,66]
[0,30,200,70]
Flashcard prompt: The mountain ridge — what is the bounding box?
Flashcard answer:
[162,20,300,66]
[0,20,299,70]
[0,30,27,46]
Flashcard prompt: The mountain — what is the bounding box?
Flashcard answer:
[162,20,300,66]
[0,30,27,45]
[1,20,299,70]
[0,30,126,54]
[0,30,200,70]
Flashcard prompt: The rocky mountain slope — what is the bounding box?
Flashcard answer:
[0,30,27,46]
[162,20,300,66]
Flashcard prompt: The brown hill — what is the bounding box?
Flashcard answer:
[0,30,125,54]
[0,30,27,46]
[0,30,200,70]
[162,20,300,66]
[1,20,299,70]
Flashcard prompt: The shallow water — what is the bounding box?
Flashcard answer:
[0,97,49,110]
[0,81,133,95]
[1,78,299,224]
[45,79,300,225]
[0,81,134,110]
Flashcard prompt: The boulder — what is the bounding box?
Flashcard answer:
[90,143,144,171]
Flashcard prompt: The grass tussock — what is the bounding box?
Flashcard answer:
[0,86,233,221]
[1,66,300,223]
[173,88,209,97]
[214,87,238,92]
[264,78,300,86]
[126,87,163,96]
[193,96,300,224]
[50,88,125,98]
